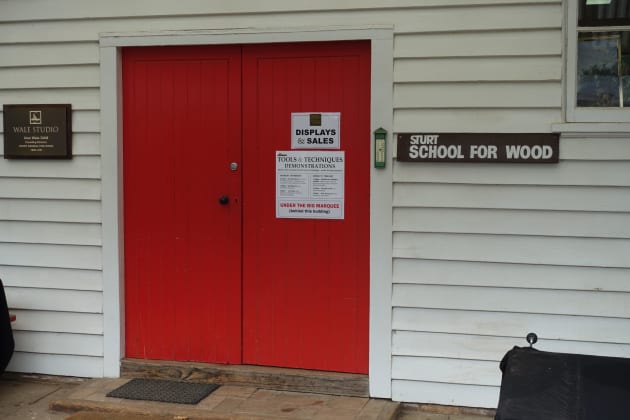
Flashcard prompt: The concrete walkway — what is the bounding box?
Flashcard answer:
[0,373,79,420]
[0,374,494,420]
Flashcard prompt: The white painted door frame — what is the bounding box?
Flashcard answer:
[99,26,394,398]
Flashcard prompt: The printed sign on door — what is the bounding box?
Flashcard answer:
[276,150,344,219]
[291,112,340,149]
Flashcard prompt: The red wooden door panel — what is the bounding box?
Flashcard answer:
[242,42,371,374]
[123,42,370,374]
[123,46,242,363]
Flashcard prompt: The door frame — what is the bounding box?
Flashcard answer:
[99,26,394,398]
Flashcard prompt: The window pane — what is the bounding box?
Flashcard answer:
[577,32,630,107]
[579,0,630,27]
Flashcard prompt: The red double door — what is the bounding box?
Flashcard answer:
[122,42,370,374]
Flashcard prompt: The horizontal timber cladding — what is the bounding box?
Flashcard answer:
[395,82,562,109]
[0,89,100,111]
[0,1,563,24]
[0,199,101,222]
[393,284,630,319]
[4,0,629,409]
[395,109,563,133]
[0,65,99,89]
[0,43,99,68]
[0,178,101,200]
[393,233,630,268]
[8,353,103,377]
[394,259,630,293]
[393,331,630,361]
[393,160,630,186]
[0,31,106,379]
[394,184,630,211]
[0,221,102,245]
[0,266,102,291]
[0,243,101,270]
[395,56,562,83]
[0,157,101,178]
[0,3,562,42]
[4,287,101,313]
[9,310,103,335]
[393,381,498,409]
[394,208,630,238]
[393,308,630,346]
[13,331,103,356]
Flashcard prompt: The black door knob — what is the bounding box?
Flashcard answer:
[219,195,229,205]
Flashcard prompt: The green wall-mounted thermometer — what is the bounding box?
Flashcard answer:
[374,127,387,168]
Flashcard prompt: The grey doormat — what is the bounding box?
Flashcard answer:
[106,378,220,404]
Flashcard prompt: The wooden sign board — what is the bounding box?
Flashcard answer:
[3,104,72,159]
[396,133,559,163]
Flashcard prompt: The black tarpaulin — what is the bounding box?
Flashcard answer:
[495,346,630,420]
[0,278,15,374]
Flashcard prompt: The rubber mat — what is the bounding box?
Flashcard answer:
[106,378,219,404]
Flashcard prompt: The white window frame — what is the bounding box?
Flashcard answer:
[566,0,630,122]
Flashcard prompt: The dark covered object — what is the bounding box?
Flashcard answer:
[495,346,630,420]
[0,278,15,374]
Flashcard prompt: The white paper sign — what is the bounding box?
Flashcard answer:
[276,150,344,219]
[291,112,340,149]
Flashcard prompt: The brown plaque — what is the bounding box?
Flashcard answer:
[309,113,322,126]
[396,133,559,163]
[3,104,72,159]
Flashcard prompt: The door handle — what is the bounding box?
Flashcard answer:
[219,195,229,205]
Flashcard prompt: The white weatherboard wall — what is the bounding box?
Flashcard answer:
[2,0,630,409]
[0,0,104,376]
[390,0,630,406]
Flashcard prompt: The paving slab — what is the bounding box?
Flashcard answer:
[0,374,83,420]
[1,374,496,420]
[49,377,400,420]
[397,403,494,420]
[66,414,173,420]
